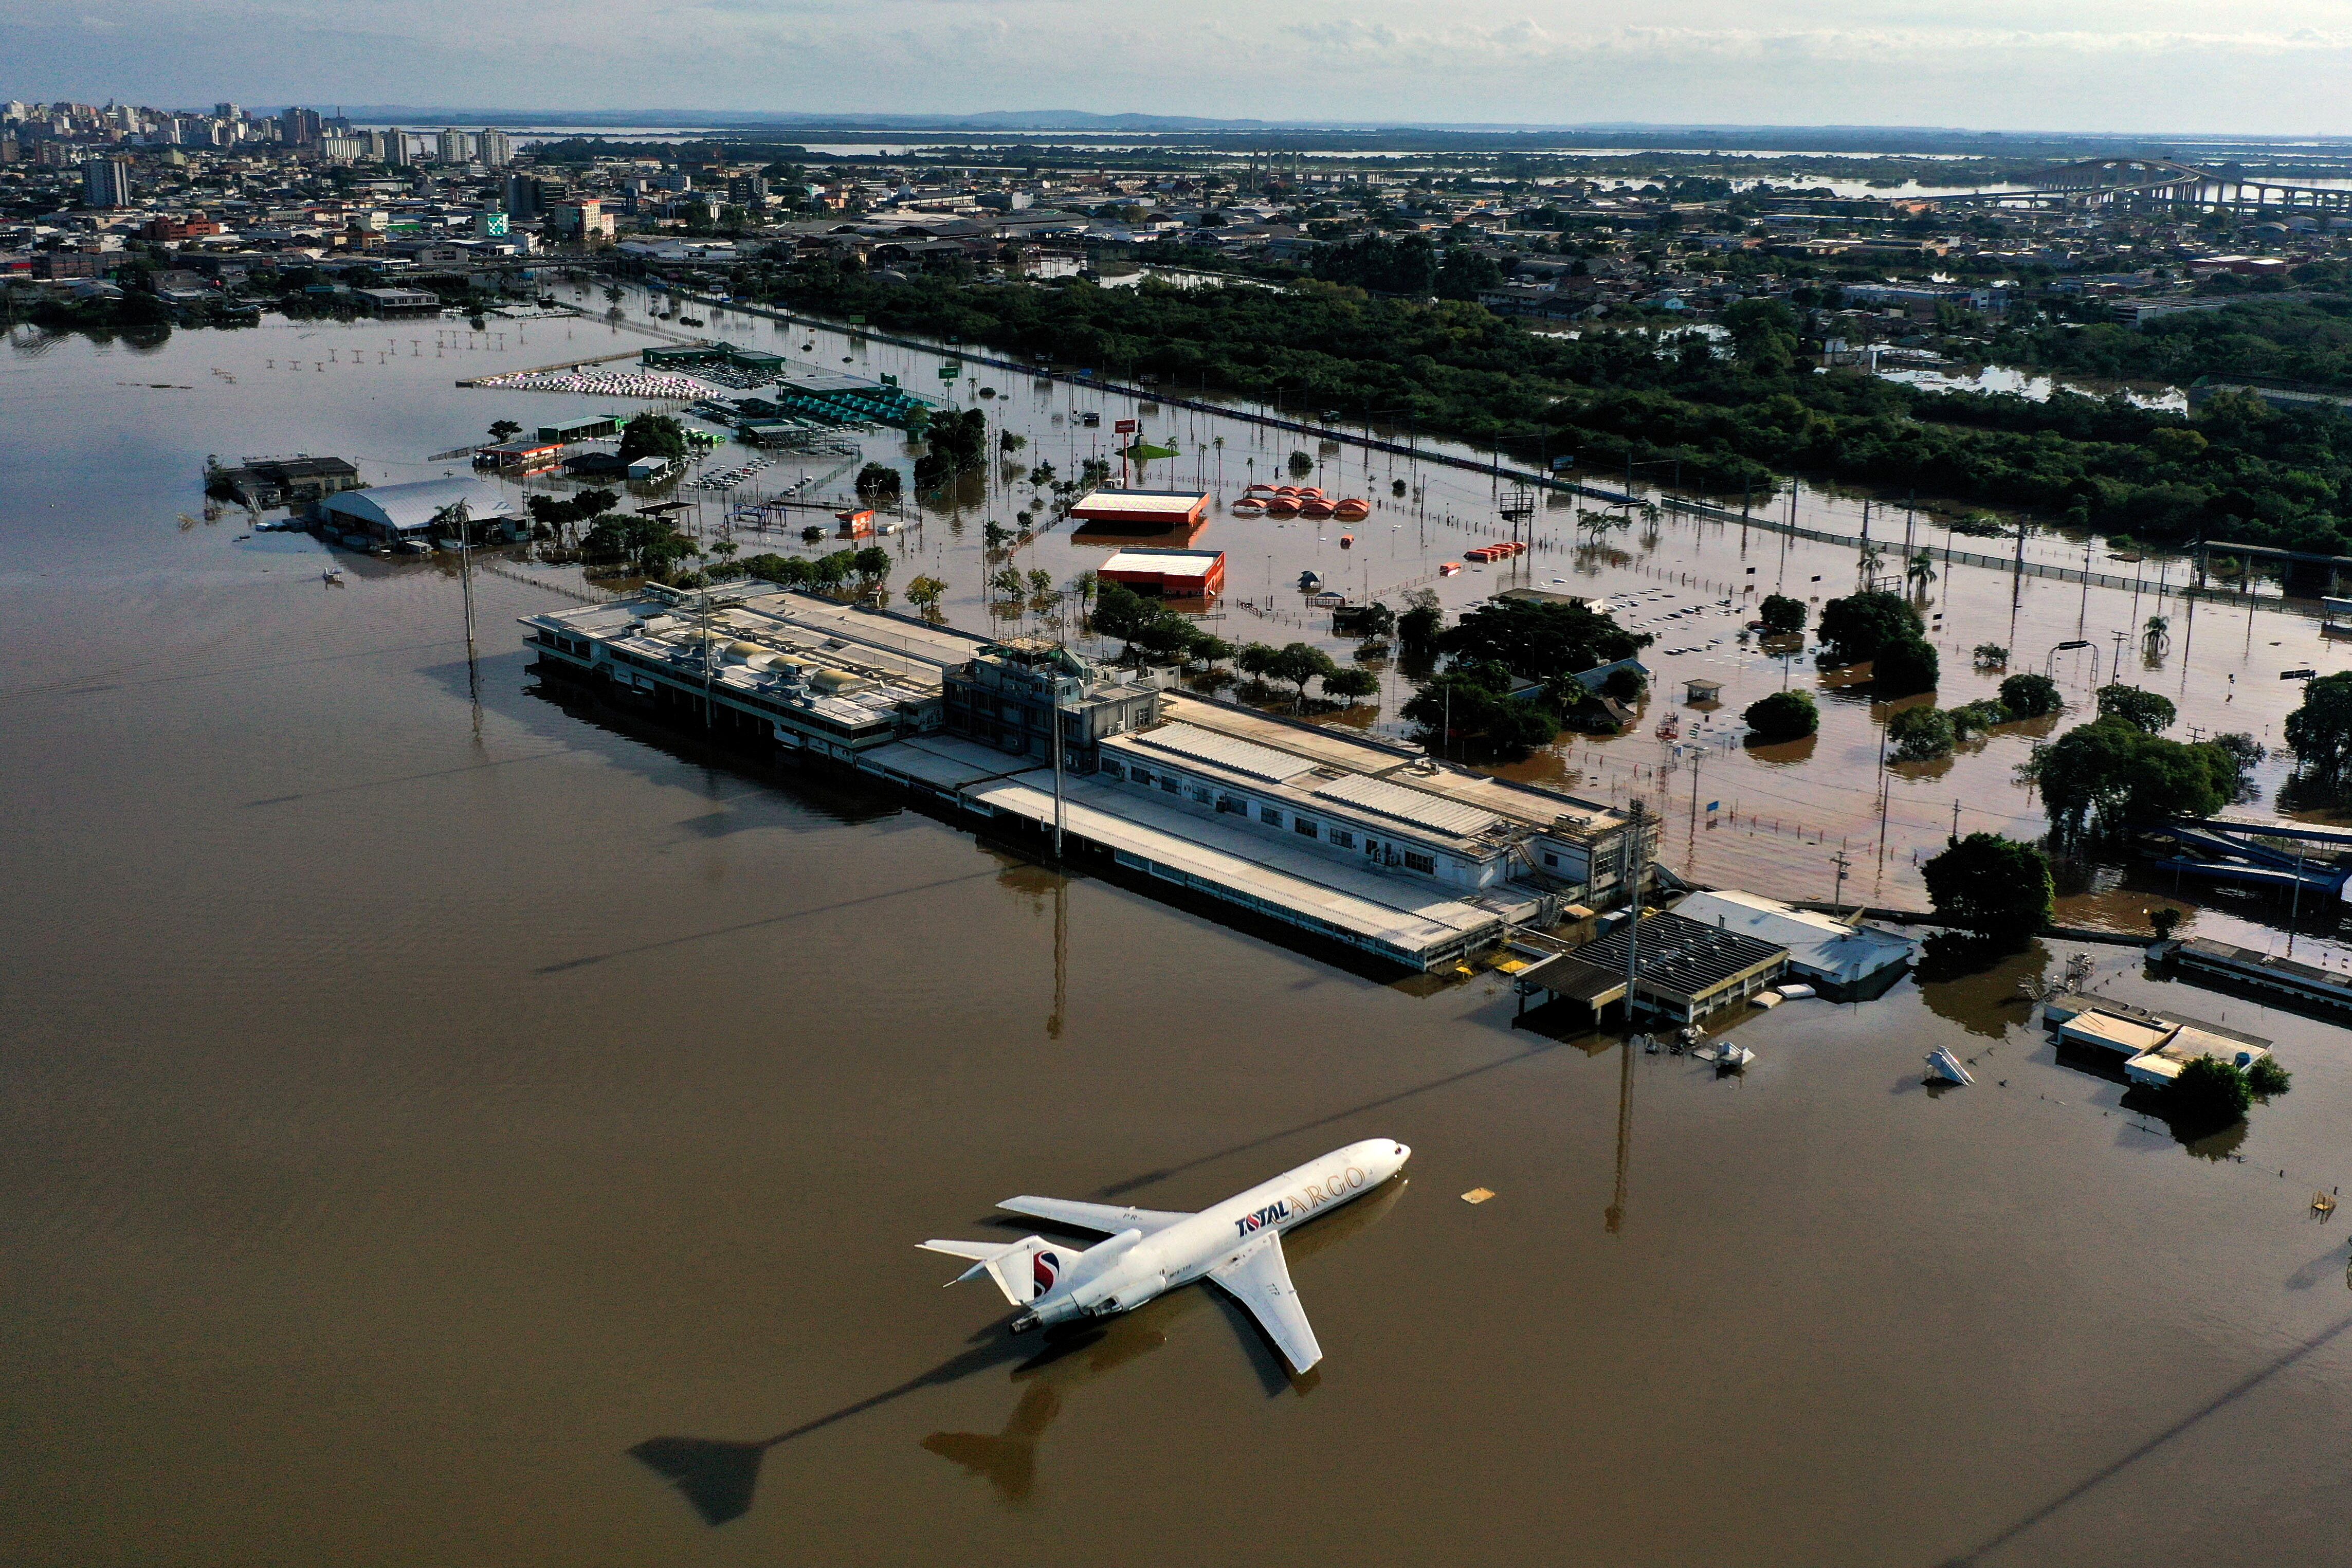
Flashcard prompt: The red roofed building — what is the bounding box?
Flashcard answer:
[1097,547,1226,599]
[1068,488,1209,533]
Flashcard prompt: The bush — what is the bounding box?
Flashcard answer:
[1998,672,2063,718]
[1946,699,2009,738]
[1889,705,1956,761]
[1743,689,1818,741]
[1873,634,1940,697]
[2167,1055,2252,1131]
[2247,1055,2293,1096]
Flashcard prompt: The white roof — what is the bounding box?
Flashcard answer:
[1100,549,1221,576]
[1072,489,1207,516]
[1671,889,1915,987]
[1133,721,1315,786]
[1311,773,1501,838]
[319,477,519,533]
[2060,1012,2173,1055]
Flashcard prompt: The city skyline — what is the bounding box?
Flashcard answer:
[10,2,2352,136]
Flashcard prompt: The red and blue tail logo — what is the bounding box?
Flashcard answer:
[1032,1251,1060,1295]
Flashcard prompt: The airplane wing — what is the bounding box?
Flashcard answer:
[998,1196,1192,1236]
[1207,1232,1323,1374]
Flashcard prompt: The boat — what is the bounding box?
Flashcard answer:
[1704,1043,1755,1072]
[1925,1048,1974,1086]
[1334,499,1371,522]
[2315,1192,2337,1216]
[1231,498,1267,516]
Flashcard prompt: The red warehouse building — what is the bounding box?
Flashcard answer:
[1067,488,1210,534]
[1097,547,1227,599]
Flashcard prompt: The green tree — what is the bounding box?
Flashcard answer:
[2033,717,2237,841]
[855,462,902,501]
[1268,642,1339,703]
[1889,704,1955,761]
[1090,581,1150,646]
[487,418,522,443]
[1757,593,1806,635]
[619,414,689,463]
[2247,1056,2293,1096]
[1816,590,1923,664]
[1398,603,1444,652]
[2285,670,2352,785]
[2095,683,2176,735]
[1873,635,1939,697]
[1323,666,1380,703]
[1403,668,1558,759]
[1922,833,2054,945]
[1720,298,1800,372]
[1999,672,2063,718]
[2166,1055,2252,1131]
[1743,689,1818,741]
[905,574,949,619]
[1435,598,1647,682]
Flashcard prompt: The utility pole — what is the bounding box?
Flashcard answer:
[1049,651,1066,861]
[1620,799,1648,1032]
[1832,842,1852,910]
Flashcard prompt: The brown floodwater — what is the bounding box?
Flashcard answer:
[8,312,2352,1566]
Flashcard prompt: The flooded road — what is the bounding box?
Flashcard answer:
[7,308,2352,1565]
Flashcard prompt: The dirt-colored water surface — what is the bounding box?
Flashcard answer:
[7,312,2352,1567]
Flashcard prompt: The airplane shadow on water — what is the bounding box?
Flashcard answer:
[630,1177,1407,1525]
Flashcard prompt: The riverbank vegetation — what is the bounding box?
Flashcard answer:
[744,260,2352,554]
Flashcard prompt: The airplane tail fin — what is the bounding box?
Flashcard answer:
[919,1235,1071,1306]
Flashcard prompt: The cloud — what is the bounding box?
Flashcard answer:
[14,0,2352,130]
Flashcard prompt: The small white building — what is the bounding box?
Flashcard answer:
[1671,889,1916,998]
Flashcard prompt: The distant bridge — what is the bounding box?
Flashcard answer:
[1939,157,2352,214]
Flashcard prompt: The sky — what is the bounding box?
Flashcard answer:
[11,1,2352,134]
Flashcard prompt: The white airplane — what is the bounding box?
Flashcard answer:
[920,1139,1410,1375]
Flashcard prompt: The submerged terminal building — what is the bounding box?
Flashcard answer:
[521,584,1654,971]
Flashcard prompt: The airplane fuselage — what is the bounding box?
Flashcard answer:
[1016,1139,1409,1331]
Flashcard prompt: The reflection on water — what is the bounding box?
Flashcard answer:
[636,1176,1406,1524]
[1916,938,2050,1039]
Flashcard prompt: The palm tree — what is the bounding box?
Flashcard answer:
[1858,539,1885,583]
[2143,614,2172,657]
[1906,549,1937,592]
